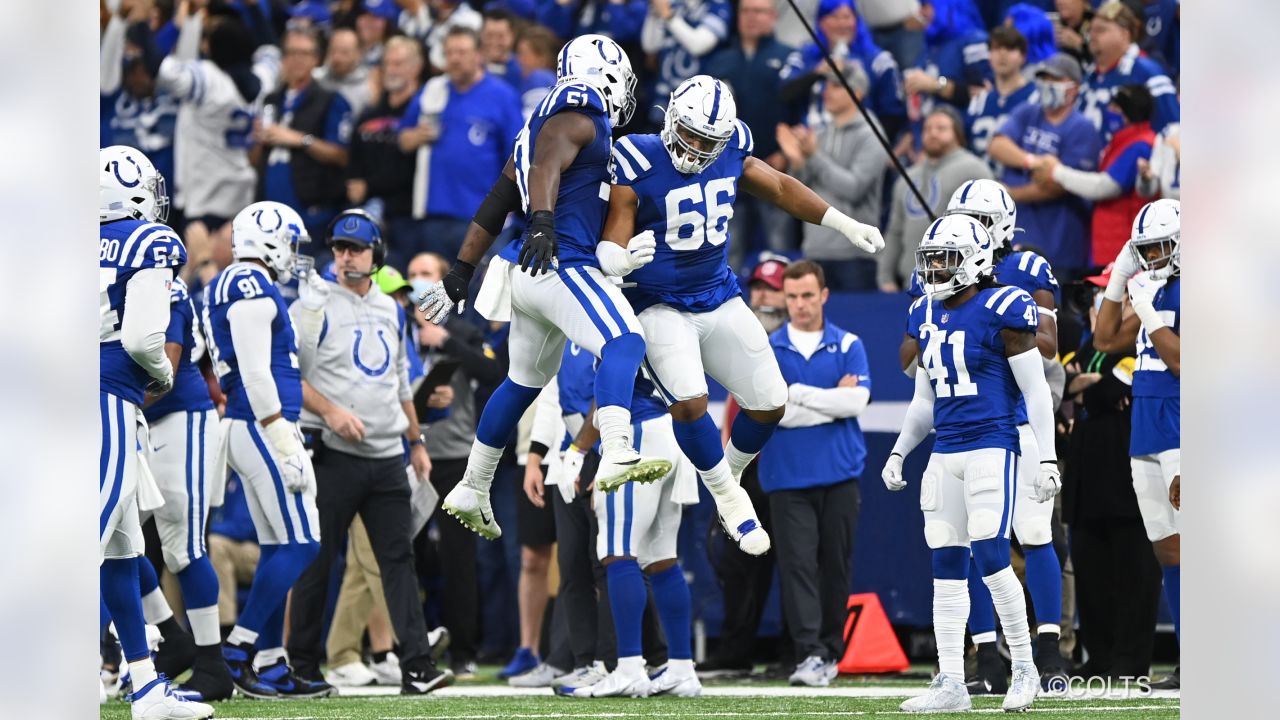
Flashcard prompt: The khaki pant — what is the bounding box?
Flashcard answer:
[208,534,260,626]
[326,517,394,668]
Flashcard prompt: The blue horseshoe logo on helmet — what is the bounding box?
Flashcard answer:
[595,38,621,64]
[254,208,283,233]
[109,157,143,188]
[352,328,391,377]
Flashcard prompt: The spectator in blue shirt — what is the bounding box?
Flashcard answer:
[641,0,734,125]
[761,260,872,688]
[481,9,524,89]
[1138,0,1179,78]
[535,0,647,46]
[902,0,993,119]
[965,25,1036,164]
[513,24,559,120]
[781,0,907,139]
[254,27,354,256]
[704,0,800,265]
[1081,1,1178,137]
[398,27,523,262]
[989,53,1104,276]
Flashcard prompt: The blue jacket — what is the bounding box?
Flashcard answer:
[759,321,871,493]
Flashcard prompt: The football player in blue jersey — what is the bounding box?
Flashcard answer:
[139,274,236,701]
[416,35,672,543]
[99,145,215,720]
[598,75,883,556]
[933,179,1071,689]
[203,201,333,699]
[881,215,1059,713]
[1092,198,1180,689]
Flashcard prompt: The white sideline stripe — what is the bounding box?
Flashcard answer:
[327,684,1180,700]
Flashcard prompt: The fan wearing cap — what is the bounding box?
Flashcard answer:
[1090,198,1180,690]
[1080,1,1179,139]
[284,209,455,694]
[989,52,1104,276]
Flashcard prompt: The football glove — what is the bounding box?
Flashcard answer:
[557,445,586,505]
[416,260,475,324]
[1033,461,1062,503]
[298,269,330,312]
[518,210,558,276]
[821,208,885,253]
[263,419,311,493]
[882,452,907,492]
[596,230,657,277]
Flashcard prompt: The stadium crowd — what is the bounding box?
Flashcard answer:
[99,0,1181,708]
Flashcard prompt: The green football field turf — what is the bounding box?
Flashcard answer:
[100,677,1180,719]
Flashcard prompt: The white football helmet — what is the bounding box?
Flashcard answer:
[555,34,637,127]
[944,178,1017,252]
[231,201,309,284]
[100,145,169,224]
[915,214,996,300]
[1129,198,1180,274]
[661,75,737,175]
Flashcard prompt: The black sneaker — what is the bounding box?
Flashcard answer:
[256,657,336,698]
[695,655,752,680]
[154,619,198,678]
[173,646,235,702]
[1035,634,1071,689]
[221,641,278,699]
[966,644,1009,695]
[1150,666,1179,690]
[403,661,456,695]
[450,660,478,680]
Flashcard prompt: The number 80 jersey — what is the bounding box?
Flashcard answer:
[908,285,1040,454]
[612,124,754,314]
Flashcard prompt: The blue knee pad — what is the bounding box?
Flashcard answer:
[971,537,1011,577]
[729,411,779,456]
[596,333,645,410]
[177,556,221,610]
[932,547,970,580]
[137,556,160,595]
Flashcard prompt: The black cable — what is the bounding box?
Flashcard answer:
[780,0,937,222]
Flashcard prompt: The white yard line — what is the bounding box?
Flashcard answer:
[331,685,1180,701]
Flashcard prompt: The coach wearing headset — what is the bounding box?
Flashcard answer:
[285,210,454,694]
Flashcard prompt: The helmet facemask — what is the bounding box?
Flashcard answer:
[662,113,731,175]
[1130,232,1179,275]
[915,245,976,300]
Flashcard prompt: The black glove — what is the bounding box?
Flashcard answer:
[518,210,558,276]
[442,260,476,305]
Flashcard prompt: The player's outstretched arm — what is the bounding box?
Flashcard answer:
[740,156,884,253]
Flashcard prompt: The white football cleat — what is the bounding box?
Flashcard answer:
[508,661,565,688]
[129,676,214,719]
[788,655,837,687]
[900,674,972,713]
[325,661,377,687]
[552,662,608,690]
[442,479,501,540]
[649,665,702,697]
[558,659,651,698]
[595,447,672,493]
[369,652,401,686]
[1003,660,1040,712]
[714,483,771,555]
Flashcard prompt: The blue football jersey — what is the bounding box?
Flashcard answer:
[995,251,1061,307]
[145,277,215,421]
[1081,44,1180,137]
[1130,276,1179,456]
[908,285,1040,454]
[202,262,303,423]
[966,83,1037,163]
[557,342,597,420]
[100,218,188,406]
[612,125,752,314]
[500,81,615,269]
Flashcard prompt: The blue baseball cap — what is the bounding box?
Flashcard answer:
[362,0,401,22]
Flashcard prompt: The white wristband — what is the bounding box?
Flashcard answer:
[262,418,303,457]
[1104,271,1128,303]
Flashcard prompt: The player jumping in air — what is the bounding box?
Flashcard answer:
[883,214,1059,713]
[599,75,884,554]
[416,35,670,541]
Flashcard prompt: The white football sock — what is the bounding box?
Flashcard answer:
[254,647,286,669]
[226,625,258,647]
[972,631,998,646]
[616,655,647,677]
[699,459,734,493]
[984,567,1034,663]
[933,578,969,681]
[464,440,504,491]
[186,605,221,647]
[724,440,754,480]
[595,405,634,453]
[667,658,695,676]
[128,657,158,691]
[141,588,174,625]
